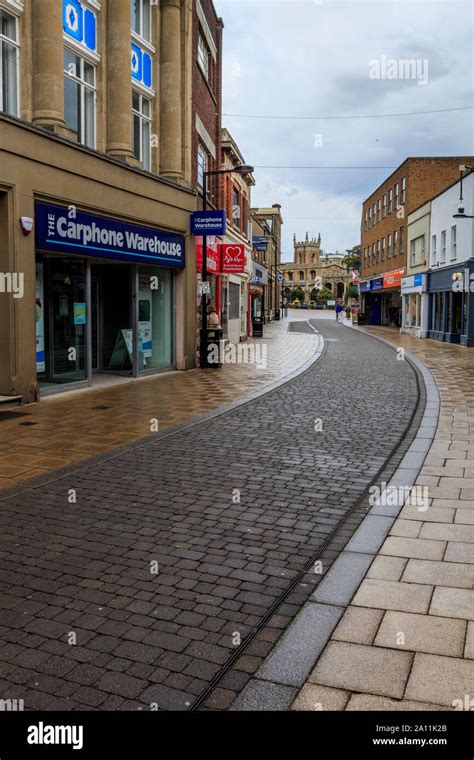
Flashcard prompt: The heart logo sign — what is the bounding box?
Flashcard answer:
[220,244,245,272]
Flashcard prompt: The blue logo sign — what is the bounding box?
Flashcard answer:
[131,43,152,89]
[371,277,384,291]
[413,273,423,287]
[36,202,185,268]
[191,210,227,236]
[63,0,97,52]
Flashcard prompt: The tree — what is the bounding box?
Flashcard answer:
[291,287,305,303]
[342,245,361,274]
[347,283,359,299]
[317,287,333,302]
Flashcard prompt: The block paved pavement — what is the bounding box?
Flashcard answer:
[0,318,319,489]
[289,326,474,712]
[0,316,418,710]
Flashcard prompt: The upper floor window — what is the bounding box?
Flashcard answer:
[368,208,372,228]
[451,225,457,259]
[0,10,19,116]
[377,199,381,222]
[381,237,385,260]
[364,210,368,231]
[399,226,404,253]
[197,34,209,80]
[431,234,437,265]
[388,188,393,213]
[373,203,377,224]
[393,229,398,256]
[232,187,241,228]
[131,0,151,42]
[382,194,387,217]
[197,142,208,189]
[394,182,399,209]
[441,230,446,262]
[377,240,381,262]
[401,176,406,204]
[387,233,392,258]
[132,90,151,171]
[64,48,96,148]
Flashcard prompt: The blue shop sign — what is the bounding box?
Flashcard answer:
[36,202,185,268]
[63,0,97,52]
[191,210,227,235]
[371,277,384,291]
[131,43,152,89]
[359,281,370,293]
[413,273,423,287]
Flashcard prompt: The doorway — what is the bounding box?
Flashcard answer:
[90,263,133,374]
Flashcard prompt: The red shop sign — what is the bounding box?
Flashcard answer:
[220,244,246,273]
[195,237,221,274]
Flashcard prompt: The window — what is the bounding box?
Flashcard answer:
[197,34,209,79]
[371,243,375,263]
[364,211,368,231]
[377,240,381,262]
[393,229,398,256]
[382,194,387,217]
[381,237,385,260]
[441,230,446,263]
[132,91,151,170]
[64,49,96,148]
[388,188,393,213]
[0,10,18,116]
[197,143,208,189]
[399,226,404,253]
[131,0,151,42]
[394,183,399,209]
[373,203,377,224]
[232,187,241,229]
[387,233,392,258]
[432,234,437,265]
[377,199,381,222]
[299,271,304,281]
[451,225,457,259]
[401,176,406,204]
[410,235,424,266]
[368,208,372,228]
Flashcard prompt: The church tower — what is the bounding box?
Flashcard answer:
[293,233,321,267]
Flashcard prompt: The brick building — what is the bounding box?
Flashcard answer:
[250,205,284,323]
[360,157,474,326]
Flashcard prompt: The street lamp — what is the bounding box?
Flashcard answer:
[453,165,474,218]
[200,163,254,368]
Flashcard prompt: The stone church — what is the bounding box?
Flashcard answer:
[281,234,351,302]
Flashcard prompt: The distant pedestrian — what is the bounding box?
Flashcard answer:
[335,303,343,321]
[345,306,351,321]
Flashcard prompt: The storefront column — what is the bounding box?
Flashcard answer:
[107,0,135,160]
[32,0,66,129]
[160,0,183,180]
[131,265,139,377]
[85,260,93,384]
[420,292,429,338]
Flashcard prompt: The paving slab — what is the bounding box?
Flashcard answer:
[402,558,474,589]
[291,683,349,711]
[351,578,433,614]
[345,694,446,711]
[310,641,413,699]
[429,587,474,621]
[374,610,466,657]
[405,653,474,708]
[331,606,384,645]
[380,536,445,560]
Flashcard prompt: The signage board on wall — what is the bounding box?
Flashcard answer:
[191,210,227,236]
[220,244,246,273]
[36,202,185,268]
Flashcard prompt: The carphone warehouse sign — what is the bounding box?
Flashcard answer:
[36,202,185,268]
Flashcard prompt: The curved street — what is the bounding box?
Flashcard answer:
[0,316,419,710]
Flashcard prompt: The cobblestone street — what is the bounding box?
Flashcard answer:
[0,317,419,710]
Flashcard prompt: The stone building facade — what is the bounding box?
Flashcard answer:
[281,234,351,302]
[0,0,198,403]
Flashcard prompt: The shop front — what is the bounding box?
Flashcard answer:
[360,269,405,326]
[427,261,474,346]
[401,273,428,338]
[35,202,183,393]
[250,261,268,324]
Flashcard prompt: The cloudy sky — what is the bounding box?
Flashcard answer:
[214,0,474,261]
